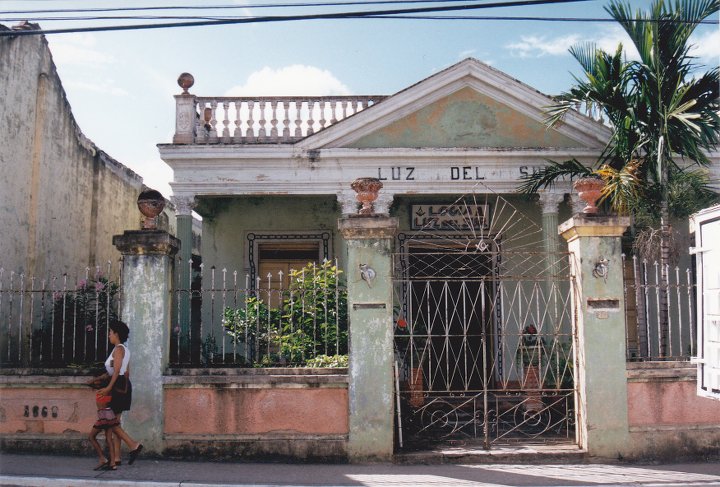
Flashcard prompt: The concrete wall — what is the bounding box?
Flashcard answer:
[0,25,144,279]
[0,369,348,460]
[626,362,720,460]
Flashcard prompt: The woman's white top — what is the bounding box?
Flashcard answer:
[105,343,130,376]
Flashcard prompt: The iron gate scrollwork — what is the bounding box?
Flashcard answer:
[393,244,577,449]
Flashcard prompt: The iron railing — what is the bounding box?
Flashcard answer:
[171,260,348,367]
[0,263,122,367]
[622,254,696,361]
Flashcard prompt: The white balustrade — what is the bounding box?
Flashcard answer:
[187,96,386,144]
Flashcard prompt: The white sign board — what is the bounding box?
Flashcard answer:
[411,204,489,231]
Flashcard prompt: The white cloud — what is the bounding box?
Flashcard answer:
[506,34,583,58]
[47,33,116,66]
[690,29,720,63]
[505,26,639,60]
[225,65,351,96]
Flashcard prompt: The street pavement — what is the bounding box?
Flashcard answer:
[1,453,720,487]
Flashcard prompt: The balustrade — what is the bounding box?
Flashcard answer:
[179,96,386,144]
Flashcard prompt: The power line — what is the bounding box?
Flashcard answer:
[1,14,716,24]
[0,0,595,36]
[0,0,576,15]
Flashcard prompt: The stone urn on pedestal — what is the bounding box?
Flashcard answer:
[351,177,383,216]
[573,176,605,214]
[137,189,166,229]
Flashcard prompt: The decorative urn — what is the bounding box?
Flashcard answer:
[573,176,605,215]
[137,189,165,229]
[350,177,383,216]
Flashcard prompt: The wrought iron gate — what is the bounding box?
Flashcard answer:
[392,193,577,449]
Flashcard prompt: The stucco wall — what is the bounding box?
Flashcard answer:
[0,370,349,459]
[626,362,720,459]
[0,27,144,279]
[349,87,581,149]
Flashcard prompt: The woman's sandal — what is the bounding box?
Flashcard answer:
[93,461,109,471]
[128,444,143,465]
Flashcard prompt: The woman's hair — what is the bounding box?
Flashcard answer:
[109,320,130,343]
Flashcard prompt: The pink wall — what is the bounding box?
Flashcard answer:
[628,379,720,426]
[627,362,720,427]
[0,386,96,436]
[164,387,348,435]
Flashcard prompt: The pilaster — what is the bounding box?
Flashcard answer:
[113,230,180,454]
[338,215,398,462]
[559,215,631,458]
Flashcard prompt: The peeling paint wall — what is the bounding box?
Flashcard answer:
[0,29,144,279]
[199,195,342,272]
[349,87,582,149]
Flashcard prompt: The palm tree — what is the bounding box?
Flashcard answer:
[519,0,720,356]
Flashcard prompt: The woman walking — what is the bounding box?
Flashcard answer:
[95,320,143,468]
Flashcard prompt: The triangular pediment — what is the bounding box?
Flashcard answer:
[297,58,610,151]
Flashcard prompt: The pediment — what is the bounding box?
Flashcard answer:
[297,58,610,151]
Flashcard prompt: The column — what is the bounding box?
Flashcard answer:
[538,190,565,256]
[559,214,631,458]
[337,190,358,216]
[172,194,195,362]
[113,230,180,454]
[338,215,398,462]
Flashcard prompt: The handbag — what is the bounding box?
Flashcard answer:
[112,375,129,395]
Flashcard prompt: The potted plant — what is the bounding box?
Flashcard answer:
[517,324,546,413]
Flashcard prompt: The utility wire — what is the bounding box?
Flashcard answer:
[0,0,574,15]
[2,14,715,24]
[0,0,595,35]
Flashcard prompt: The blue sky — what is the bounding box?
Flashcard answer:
[2,0,718,197]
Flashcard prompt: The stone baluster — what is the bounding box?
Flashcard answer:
[327,101,336,126]
[258,100,267,138]
[341,100,349,120]
[294,101,303,138]
[207,100,218,143]
[307,100,316,136]
[246,100,255,140]
[318,100,327,131]
[281,102,291,141]
[221,100,230,142]
[270,100,279,140]
[233,100,243,142]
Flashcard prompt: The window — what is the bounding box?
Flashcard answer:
[692,206,720,401]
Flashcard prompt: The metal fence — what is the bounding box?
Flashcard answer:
[170,260,348,367]
[622,254,696,361]
[0,263,122,368]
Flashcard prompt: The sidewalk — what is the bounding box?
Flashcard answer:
[1,453,720,487]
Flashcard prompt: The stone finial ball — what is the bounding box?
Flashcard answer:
[177,72,194,94]
[137,189,165,219]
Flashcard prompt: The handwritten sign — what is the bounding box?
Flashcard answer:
[411,204,489,231]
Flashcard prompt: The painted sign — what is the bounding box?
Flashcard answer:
[411,204,489,231]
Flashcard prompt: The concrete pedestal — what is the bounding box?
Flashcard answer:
[113,230,180,454]
[339,216,398,462]
[559,215,631,458]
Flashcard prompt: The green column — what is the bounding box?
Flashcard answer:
[339,215,398,462]
[113,230,180,454]
[559,215,631,458]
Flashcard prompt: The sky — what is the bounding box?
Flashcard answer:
[1,0,718,198]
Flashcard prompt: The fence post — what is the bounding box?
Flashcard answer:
[338,182,398,462]
[113,217,180,454]
[559,214,631,458]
